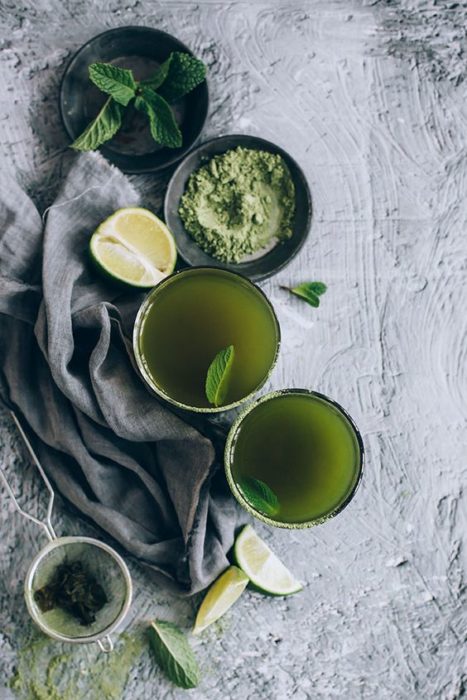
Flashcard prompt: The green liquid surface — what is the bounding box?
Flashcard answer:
[137,268,279,409]
[229,392,361,524]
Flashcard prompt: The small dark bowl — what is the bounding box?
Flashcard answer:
[164,134,312,282]
[59,26,209,174]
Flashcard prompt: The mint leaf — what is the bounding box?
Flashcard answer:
[135,87,182,148]
[141,54,173,91]
[158,52,207,102]
[149,620,200,689]
[283,281,327,308]
[205,345,235,407]
[238,477,280,517]
[71,97,124,151]
[305,282,327,296]
[88,63,137,106]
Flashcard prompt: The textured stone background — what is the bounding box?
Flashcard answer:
[0,1,466,698]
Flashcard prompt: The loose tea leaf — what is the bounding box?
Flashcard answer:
[149,620,200,689]
[205,345,235,407]
[71,97,124,151]
[237,477,280,517]
[88,63,137,106]
[283,281,327,308]
[34,560,108,626]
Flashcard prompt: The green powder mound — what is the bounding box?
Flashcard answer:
[9,630,145,700]
[179,146,296,263]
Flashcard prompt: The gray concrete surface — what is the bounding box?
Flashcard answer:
[1,1,466,698]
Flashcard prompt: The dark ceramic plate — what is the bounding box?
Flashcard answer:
[59,26,209,173]
[164,134,312,282]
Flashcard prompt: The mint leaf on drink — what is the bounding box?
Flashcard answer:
[158,52,207,102]
[149,620,200,689]
[140,54,173,91]
[88,63,137,106]
[205,345,235,407]
[71,97,124,151]
[238,477,280,517]
[135,87,182,148]
[282,281,327,308]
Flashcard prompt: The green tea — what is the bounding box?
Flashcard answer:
[135,268,279,410]
[227,391,362,525]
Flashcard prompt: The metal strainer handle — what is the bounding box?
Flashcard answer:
[0,411,57,541]
[96,636,114,653]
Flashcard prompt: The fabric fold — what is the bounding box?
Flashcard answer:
[0,153,243,594]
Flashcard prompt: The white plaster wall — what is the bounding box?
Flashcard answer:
[0,2,466,698]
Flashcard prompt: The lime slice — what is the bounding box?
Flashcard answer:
[89,207,177,288]
[234,525,302,596]
[192,566,249,635]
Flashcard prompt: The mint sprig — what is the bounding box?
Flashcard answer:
[88,63,137,106]
[70,53,206,152]
[205,345,235,407]
[282,281,327,308]
[237,477,280,517]
[71,97,124,151]
[149,620,200,689]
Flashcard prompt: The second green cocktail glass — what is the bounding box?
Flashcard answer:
[225,389,364,528]
[133,267,280,413]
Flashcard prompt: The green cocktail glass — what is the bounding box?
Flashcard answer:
[133,267,280,413]
[225,389,364,528]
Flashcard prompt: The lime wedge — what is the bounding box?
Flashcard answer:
[192,566,249,635]
[89,207,177,288]
[234,525,302,596]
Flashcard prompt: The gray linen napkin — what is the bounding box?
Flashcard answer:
[0,152,242,594]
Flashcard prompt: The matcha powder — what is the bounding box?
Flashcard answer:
[178,147,296,263]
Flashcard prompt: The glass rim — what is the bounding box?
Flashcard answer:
[132,266,281,413]
[224,388,365,529]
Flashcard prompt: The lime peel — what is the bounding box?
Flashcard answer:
[193,565,248,635]
[89,207,177,288]
[234,525,302,596]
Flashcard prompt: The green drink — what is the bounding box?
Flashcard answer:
[133,267,280,412]
[225,390,363,527]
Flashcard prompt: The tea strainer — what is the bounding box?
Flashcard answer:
[0,411,133,652]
